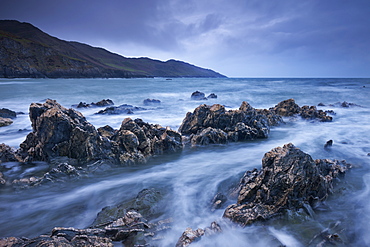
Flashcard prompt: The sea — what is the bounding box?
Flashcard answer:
[0,77,369,246]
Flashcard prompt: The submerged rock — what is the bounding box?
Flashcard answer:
[96,104,146,115]
[73,99,114,108]
[223,143,351,226]
[143,98,161,105]
[176,222,222,247]
[178,101,282,145]
[191,91,207,100]
[0,117,13,127]
[0,108,17,118]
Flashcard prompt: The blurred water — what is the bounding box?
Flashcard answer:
[0,78,369,246]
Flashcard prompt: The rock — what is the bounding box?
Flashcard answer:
[176,222,222,247]
[207,93,217,99]
[97,125,116,138]
[223,143,351,226]
[270,98,301,117]
[271,99,333,122]
[324,140,333,148]
[0,117,13,127]
[0,172,5,185]
[211,193,228,211]
[0,108,16,118]
[143,98,161,105]
[73,99,114,108]
[328,101,361,107]
[178,102,282,145]
[0,143,21,163]
[96,104,145,115]
[191,91,207,100]
[18,99,109,163]
[0,228,114,247]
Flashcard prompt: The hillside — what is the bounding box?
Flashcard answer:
[0,20,226,78]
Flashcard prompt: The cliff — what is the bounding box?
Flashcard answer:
[0,20,226,78]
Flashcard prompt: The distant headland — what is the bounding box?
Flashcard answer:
[0,20,226,79]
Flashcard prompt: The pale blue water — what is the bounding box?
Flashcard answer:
[0,78,369,246]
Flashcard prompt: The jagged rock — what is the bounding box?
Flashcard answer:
[0,108,16,118]
[223,143,351,226]
[178,102,282,145]
[324,140,333,148]
[191,91,207,100]
[96,104,145,115]
[92,188,164,228]
[0,117,13,127]
[175,222,222,247]
[207,93,217,99]
[0,143,21,163]
[74,99,114,108]
[270,99,332,122]
[143,98,161,105]
[211,193,228,211]
[0,228,114,247]
[97,125,116,138]
[17,99,109,163]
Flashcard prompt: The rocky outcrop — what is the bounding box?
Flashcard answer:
[143,98,161,105]
[17,99,108,163]
[15,100,182,166]
[0,117,13,127]
[73,99,114,108]
[0,143,21,163]
[95,104,146,115]
[223,143,351,226]
[0,108,17,118]
[270,98,332,122]
[191,91,207,100]
[175,222,222,247]
[178,102,282,145]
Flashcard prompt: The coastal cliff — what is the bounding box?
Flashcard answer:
[0,20,226,78]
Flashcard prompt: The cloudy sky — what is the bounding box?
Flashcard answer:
[1,0,369,77]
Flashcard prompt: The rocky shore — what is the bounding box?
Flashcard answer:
[0,98,349,246]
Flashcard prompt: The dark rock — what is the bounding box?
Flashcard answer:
[178,102,282,145]
[0,108,16,118]
[223,143,351,226]
[96,104,145,115]
[0,172,5,185]
[176,222,222,247]
[76,102,90,108]
[318,102,325,106]
[0,117,13,127]
[324,140,333,148]
[270,99,333,122]
[143,98,161,105]
[211,193,228,211]
[270,98,301,116]
[329,101,361,107]
[0,143,21,163]
[191,91,207,100]
[97,125,116,139]
[94,99,114,107]
[18,99,109,163]
[207,93,217,99]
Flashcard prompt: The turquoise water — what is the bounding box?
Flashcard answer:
[0,78,369,246]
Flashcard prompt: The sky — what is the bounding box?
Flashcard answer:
[1,0,370,77]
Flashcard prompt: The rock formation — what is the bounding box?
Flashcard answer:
[143,98,161,105]
[15,99,182,166]
[223,143,350,226]
[95,104,146,115]
[270,98,332,122]
[178,101,282,145]
[0,117,13,127]
[73,99,114,108]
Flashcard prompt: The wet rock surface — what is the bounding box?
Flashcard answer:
[223,143,351,226]
[175,221,222,247]
[0,117,13,127]
[0,143,21,163]
[0,108,17,118]
[95,104,146,115]
[270,98,333,122]
[178,101,283,145]
[73,99,114,108]
[143,98,161,105]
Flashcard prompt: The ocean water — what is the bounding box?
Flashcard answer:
[0,77,369,246]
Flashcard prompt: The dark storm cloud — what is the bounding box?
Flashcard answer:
[1,0,370,77]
